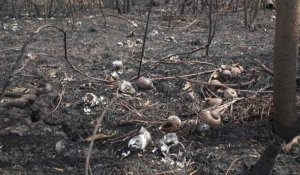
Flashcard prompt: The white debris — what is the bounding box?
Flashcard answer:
[149,30,159,36]
[76,21,82,26]
[83,93,99,107]
[82,93,105,115]
[119,81,136,94]
[159,133,184,156]
[135,39,143,45]
[128,127,151,151]
[116,42,123,46]
[11,23,20,32]
[165,36,177,43]
[112,60,123,70]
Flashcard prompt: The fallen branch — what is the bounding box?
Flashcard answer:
[254,58,273,76]
[118,98,143,117]
[150,45,207,72]
[85,97,117,175]
[255,58,300,84]
[52,82,65,113]
[117,119,164,126]
[151,69,217,80]
[107,129,139,144]
[84,132,113,142]
[177,70,258,89]
[225,158,242,175]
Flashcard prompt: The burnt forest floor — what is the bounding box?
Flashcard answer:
[0,4,299,175]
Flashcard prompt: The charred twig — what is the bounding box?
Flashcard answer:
[117,119,164,126]
[225,158,242,175]
[178,76,229,88]
[52,82,65,113]
[185,18,198,30]
[177,70,258,89]
[206,0,213,56]
[106,15,141,32]
[118,98,143,117]
[108,129,139,144]
[84,133,113,142]
[85,97,117,175]
[98,0,107,26]
[44,25,109,83]
[0,46,22,53]
[255,59,300,83]
[151,69,218,80]
[254,58,274,76]
[239,89,273,93]
[149,45,207,72]
[137,0,153,78]
[243,0,248,27]
[206,88,219,98]
[144,60,213,65]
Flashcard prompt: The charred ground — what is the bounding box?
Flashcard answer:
[0,3,299,175]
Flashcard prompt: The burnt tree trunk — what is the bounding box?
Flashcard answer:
[249,0,261,27]
[273,0,300,142]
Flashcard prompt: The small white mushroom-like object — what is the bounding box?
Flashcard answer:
[112,60,123,70]
[120,80,136,94]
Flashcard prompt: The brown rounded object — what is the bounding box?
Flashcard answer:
[224,88,238,98]
[221,69,233,81]
[136,76,154,90]
[159,115,182,132]
[231,67,241,76]
[208,79,222,91]
[232,64,245,73]
[199,110,221,126]
[206,98,223,106]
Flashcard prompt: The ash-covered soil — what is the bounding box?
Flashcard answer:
[0,4,299,175]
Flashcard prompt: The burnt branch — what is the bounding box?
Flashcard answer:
[137,0,153,78]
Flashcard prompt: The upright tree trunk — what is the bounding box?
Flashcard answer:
[243,0,248,27]
[273,0,300,142]
[249,0,261,27]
